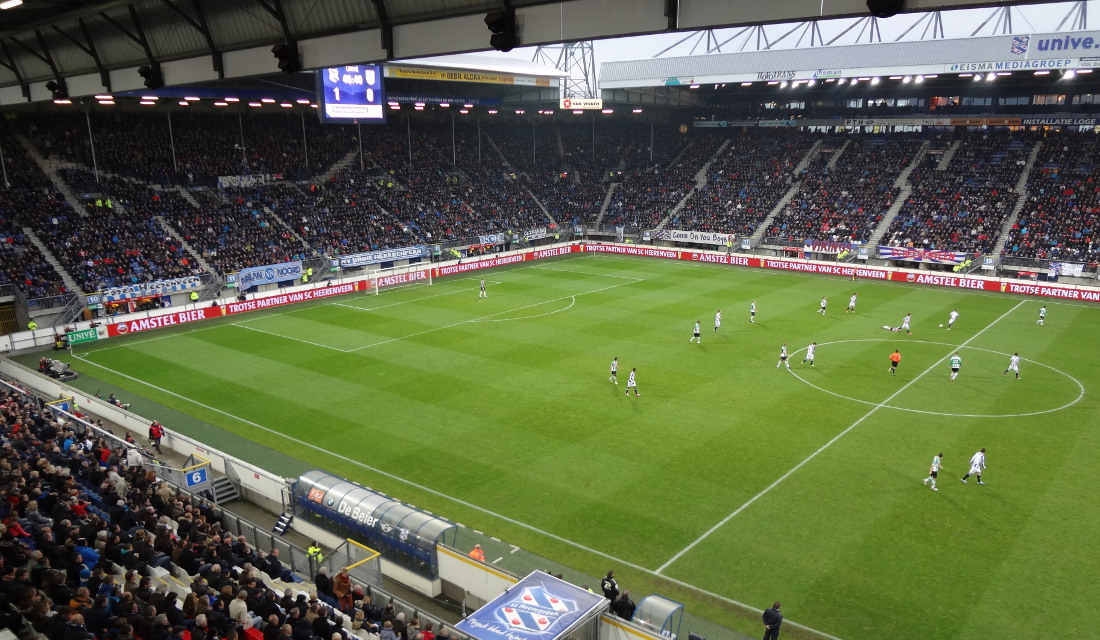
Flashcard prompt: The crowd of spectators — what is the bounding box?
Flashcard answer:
[0,374,489,640]
[766,135,924,244]
[1001,131,1100,264]
[489,124,565,173]
[239,177,417,255]
[522,171,606,226]
[0,382,395,640]
[180,187,313,273]
[672,130,816,236]
[882,131,1035,254]
[0,129,71,298]
[29,112,356,187]
[603,134,725,228]
[30,171,202,293]
[13,114,1100,299]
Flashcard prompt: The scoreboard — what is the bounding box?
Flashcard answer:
[317,64,386,123]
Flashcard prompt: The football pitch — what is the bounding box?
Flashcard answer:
[30,253,1100,640]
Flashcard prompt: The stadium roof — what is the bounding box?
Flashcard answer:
[0,0,1051,105]
[601,28,1100,88]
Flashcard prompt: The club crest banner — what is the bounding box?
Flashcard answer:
[456,572,605,640]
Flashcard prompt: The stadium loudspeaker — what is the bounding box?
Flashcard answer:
[866,0,904,18]
[138,64,164,90]
[271,41,301,74]
[484,10,518,52]
[45,79,68,100]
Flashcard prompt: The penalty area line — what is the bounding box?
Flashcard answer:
[528,264,644,281]
[332,278,503,312]
[347,280,634,351]
[656,299,1027,575]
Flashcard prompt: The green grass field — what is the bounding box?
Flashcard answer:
[28,253,1100,640]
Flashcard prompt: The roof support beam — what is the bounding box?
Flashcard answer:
[10,33,65,87]
[369,0,394,60]
[256,0,294,44]
[0,41,29,100]
[98,6,156,63]
[50,19,112,91]
[160,0,224,77]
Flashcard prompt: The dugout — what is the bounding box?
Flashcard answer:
[632,594,684,640]
[293,470,458,578]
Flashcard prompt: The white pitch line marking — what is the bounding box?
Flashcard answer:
[471,297,575,322]
[347,280,634,351]
[655,299,1027,574]
[528,265,643,281]
[229,322,352,352]
[68,304,847,640]
[332,279,503,312]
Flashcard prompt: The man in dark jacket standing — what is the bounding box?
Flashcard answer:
[762,601,782,640]
[600,570,618,601]
[610,591,635,620]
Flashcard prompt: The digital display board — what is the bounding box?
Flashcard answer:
[317,64,385,123]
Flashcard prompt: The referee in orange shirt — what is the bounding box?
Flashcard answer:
[889,350,901,376]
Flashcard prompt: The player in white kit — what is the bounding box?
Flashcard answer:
[801,342,817,366]
[961,448,986,485]
[625,368,640,397]
[922,453,944,491]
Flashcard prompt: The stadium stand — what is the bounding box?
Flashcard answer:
[881,130,1036,254]
[29,112,356,186]
[0,381,403,640]
[35,171,203,293]
[673,130,816,236]
[1001,130,1100,264]
[177,186,313,274]
[603,133,726,228]
[766,135,925,244]
[0,130,76,298]
[11,110,1100,302]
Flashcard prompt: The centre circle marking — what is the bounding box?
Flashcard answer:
[785,338,1085,418]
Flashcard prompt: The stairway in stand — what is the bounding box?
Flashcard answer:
[14,133,87,216]
[21,226,81,294]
